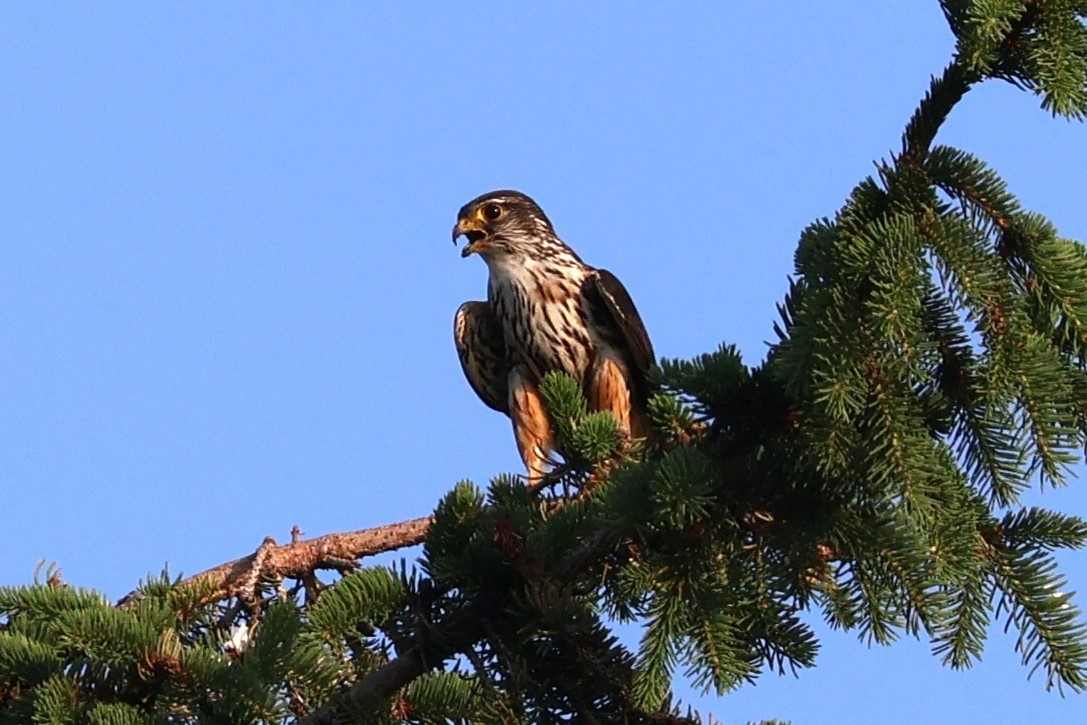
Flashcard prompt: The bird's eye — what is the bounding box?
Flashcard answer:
[482,204,502,221]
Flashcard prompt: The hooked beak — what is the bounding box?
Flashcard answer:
[452,218,488,258]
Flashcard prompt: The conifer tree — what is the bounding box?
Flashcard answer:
[4,2,1087,722]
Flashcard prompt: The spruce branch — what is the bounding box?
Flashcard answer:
[900,61,976,165]
[303,528,620,722]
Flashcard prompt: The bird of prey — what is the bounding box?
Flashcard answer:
[452,190,655,484]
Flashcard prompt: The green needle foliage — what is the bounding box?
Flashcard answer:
[3,2,1087,722]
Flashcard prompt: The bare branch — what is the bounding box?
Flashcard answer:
[118,515,433,608]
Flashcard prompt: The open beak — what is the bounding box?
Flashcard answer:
[452,218,488,258]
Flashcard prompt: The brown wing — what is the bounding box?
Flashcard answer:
[454,301,510,414]
[584,268,655,401]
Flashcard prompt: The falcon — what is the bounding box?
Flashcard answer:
[452,190,655,484]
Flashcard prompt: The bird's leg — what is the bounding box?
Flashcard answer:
[508,366,554,491]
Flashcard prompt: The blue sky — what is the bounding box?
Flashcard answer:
[2,3,1086,723]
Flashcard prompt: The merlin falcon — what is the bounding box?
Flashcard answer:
[452,190,655,483]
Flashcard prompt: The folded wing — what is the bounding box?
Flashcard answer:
[454,301,510,414]
[584,268,656,407]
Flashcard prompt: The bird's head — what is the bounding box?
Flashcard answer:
[452,190,557,260]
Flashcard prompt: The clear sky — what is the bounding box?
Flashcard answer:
[2,3,1086,723]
